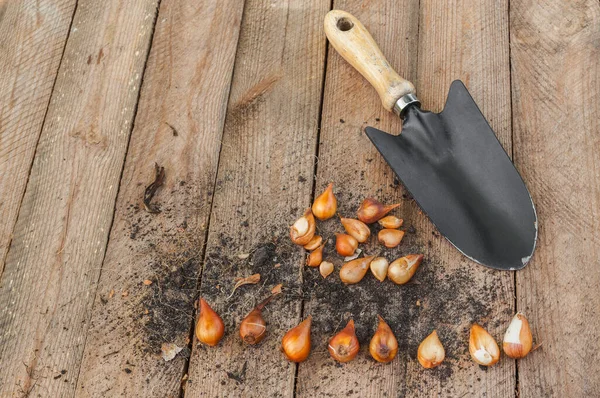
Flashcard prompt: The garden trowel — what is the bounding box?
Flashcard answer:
[324,10,537,270]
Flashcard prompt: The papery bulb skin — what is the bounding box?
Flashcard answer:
[312,183,337,220]
[303,235,323,251]
[239,308,267,345]
[370,257,389,282]
[328,319,360,363]
[369,316,398,363]
[290,209,316,246]
[469,323,501,366]
[340,217,370,243]
[503,312,533,359]
[239,293,279,345]
[282,316,312,362]
[357,198,400,224]
[378,215,404,229]
[306,242,325,267]
[417,330,445,369]
[320,261,334,278]
[336,233,358,257]
[340,256,376,284]
[196,298,225,346]
[387,254,423,285]
[378,229,405,248]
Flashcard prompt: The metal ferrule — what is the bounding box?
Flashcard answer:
[393,93,421,117]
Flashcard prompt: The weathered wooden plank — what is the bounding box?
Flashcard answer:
[407,0,516,395]
[297,2,420,396]
[296,0,515,396]
[184,0,329,396]
[511,1,600,396]
[0,0,160,396]
[0,0,77,274]
[74,1,245,397]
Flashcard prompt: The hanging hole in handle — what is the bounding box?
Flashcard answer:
[337,17,354,32]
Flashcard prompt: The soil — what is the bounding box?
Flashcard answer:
[296,189,510,383]
[112,171,510,390]
[115,179,203,357]
[142,247,198,354]
[200,235,303,328]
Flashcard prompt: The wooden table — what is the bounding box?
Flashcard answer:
[0,0,598,397]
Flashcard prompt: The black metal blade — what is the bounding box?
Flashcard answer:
[366,80,537,270]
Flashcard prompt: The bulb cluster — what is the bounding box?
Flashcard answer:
[196,297,534,367]
[194,182,536,372]
[291,185,420,286]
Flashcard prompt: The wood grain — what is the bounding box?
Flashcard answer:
[74,1,245,396]
[296,0,515,396]
[323,10,415,111]
[296,2,420,396]
[0,0,160,396]
[183,0,329,396]
[408,1,516,395]
[511,1,600,396]
[0,0,77,275]
[0,0,593,396]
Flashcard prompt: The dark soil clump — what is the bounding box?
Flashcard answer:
[143,248,199,354]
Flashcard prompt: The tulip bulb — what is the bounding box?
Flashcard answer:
[469,323,500,366]
[378,215,404,229]
[387,254,423,284]
[369,315,398,363]
[239,294,278,345]
[336,233,358,257]
[340,217,370,243]
[303,235,323,251]
[328,319,360,362]
[320,261,334,278]
[418,330,445,368]
[340,255,376,284]
[503,312,533,359]
[196,298,225,346]
[357,198,400,224]
[290,209,316,246]
[378,229,405,248]
[282,316,312,362]
[370,257,389,282]
[239,309,266,344]
[312,183,337,220]
[306,242,325,267]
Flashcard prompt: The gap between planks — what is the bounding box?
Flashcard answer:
[71,0,163,391]
[506,0,521,395]
[72,0,248,397]
[0,0,165,396]
[291,0,336,395]
[182,1,329,396]
[0,0,79,279]
[176,1,249,397]
[295,0,515,396]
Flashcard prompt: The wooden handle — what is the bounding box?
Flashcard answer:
[324,10,415,112]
